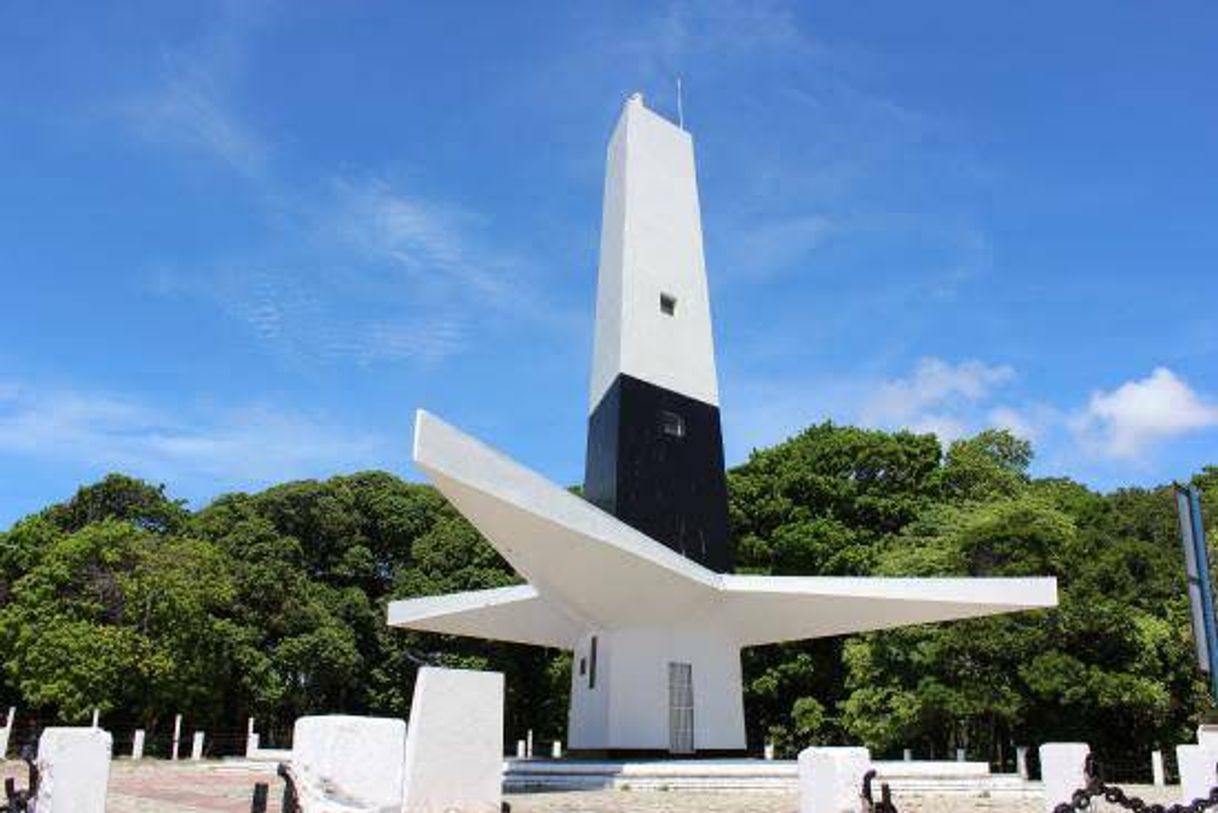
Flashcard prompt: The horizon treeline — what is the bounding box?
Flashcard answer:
[0,423,1215,764]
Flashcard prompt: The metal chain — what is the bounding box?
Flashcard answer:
[1053,754,1218,813]
[1,745,38,813]
[862,768,900,813]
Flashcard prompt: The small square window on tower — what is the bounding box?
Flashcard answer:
[659,410,686,438]
[660,292,677,316]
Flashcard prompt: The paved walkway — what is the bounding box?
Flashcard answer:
[0,759,1184,812]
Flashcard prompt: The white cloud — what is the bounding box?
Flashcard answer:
[0,381,387,490]
[859,357,1015,432]
[1071,367,1218,459]
[128,70,268,176]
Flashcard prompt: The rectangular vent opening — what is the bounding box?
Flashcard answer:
[660,293,677,316]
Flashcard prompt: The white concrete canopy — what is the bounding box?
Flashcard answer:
[391,410,1057,648]
[388,410,1058,752]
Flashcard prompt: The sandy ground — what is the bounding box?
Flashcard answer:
[0,758,1186,812]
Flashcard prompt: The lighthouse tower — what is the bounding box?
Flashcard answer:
[387,94,1056,757]
[585,93,730,572]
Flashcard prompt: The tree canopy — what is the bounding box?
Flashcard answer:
[0,429,1213,763]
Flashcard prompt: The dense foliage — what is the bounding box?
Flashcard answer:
[0,426,1214,763]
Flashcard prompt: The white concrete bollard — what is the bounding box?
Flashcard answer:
[1178,744,1218,804]
[34,727,113,813]
[798,746,871,813]
[1152,749,1165,787]
[516,739,526,759]
[131,729,145,760]
[903,748,912,762]
[1016,746,1029,780]
[551,740,562,759]
[1040,743,1090,813]
[956,747,966,762]
[191,731,205,760]
[171,714,182,761]
[290,715,407,810]
[764,742,775,761]
[245,717,258,757]
[402,666,504,813]
[0,706,15,759]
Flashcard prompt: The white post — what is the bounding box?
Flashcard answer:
[1040,743,1090,813]
[1016,746,1029,779]
[515,739,526,759]
[798,746,871,813]
[171,714,182,761]
[1152,750,1165,787]
[551,740,562,759]
[0,706,15,759]
[903,748,912,762]
[34,728,113,813]
[526,728,534,759]
[956,747,966,762]
[190,731,204,760]
[131,730,145,760]
[764,742,775,761]
[245,717,259,757]
[1178,744,1218,804]
[91,708,99,729]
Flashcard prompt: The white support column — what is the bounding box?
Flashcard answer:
[190,731,205,760]
[1040,743,1090,813]
[34,728,113,813]
[798,746,871,813]
[526,729,534,759]
[956,747,966,762]
[764,743,775,761]
[551,740,562,759]
[171,714,182,761]
[1016,746,1029,780]
[1152,750,1165,787]
[91,708,99,728]
[1178,744,1218,804]
[515,740,526,759]
[131,730,145,760]
[903,748,912,762]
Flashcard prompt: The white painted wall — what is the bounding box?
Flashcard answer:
[589,93,720,411]
[568,625,745,752]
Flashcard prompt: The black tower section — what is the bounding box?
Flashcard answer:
[584,373,731,572]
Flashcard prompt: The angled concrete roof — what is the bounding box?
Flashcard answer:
[386,411,1058,650]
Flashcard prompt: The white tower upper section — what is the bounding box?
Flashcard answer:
[588,93,720,412]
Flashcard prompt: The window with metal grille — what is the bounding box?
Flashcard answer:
[659,410,685,438]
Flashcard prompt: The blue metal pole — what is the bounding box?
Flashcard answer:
[1186,487,1218,704]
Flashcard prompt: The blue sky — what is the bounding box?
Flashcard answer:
[2,1,1216,527]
